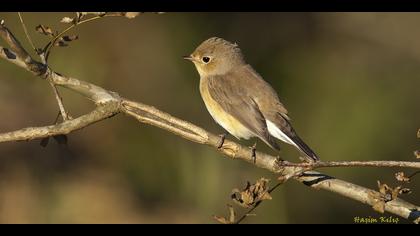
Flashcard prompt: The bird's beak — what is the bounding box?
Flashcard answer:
[183,55,194,61]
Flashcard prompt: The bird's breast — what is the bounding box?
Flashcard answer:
[199,78,253,139]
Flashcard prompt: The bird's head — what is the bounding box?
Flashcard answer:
[184,37,245,77]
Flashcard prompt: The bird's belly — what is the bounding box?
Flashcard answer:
[200,85,253,139]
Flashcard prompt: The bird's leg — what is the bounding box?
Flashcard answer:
[217,133,227,149]
[299,156,315,163]
[251,142,257,164]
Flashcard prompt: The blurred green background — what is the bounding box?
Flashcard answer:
[0,12,419,223]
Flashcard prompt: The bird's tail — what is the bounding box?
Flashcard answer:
[289,135,319,162]
[266,119,319,162]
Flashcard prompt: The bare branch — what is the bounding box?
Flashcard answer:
[0,46,28,68]
[2,94,419,222]
[2,19,72,121]
[0,102,120,143]
[120,100,420,223]
[0,21,46,75]
[279,160,420,170]
[16,14,72,121]
[0,23,118,104]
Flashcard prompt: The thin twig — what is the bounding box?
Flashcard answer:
[279,160,420,170]
[16,14,69,121]
[235,182,282,224]
[17,12,37,54]
[47,79,69,120]
[408,170,420,179]
[44,13,134,62]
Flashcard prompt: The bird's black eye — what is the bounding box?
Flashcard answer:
[202,56,211,63]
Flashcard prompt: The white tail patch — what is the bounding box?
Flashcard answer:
[266,120,297,147]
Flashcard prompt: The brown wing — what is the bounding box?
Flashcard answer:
[232,65,290,120]
[206,74,280,150]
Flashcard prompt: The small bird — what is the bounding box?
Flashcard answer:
[184,37,319,162]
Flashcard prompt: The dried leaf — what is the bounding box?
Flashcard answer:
[391,186,401,200]
[213,215,230,224]
[417,129,420,138]
[76,12,87,20]
[377,181,390,195]
[277,175,288,184]
[40,137,50,147]
[372,200,385,213]
[399,188,411,195]
[35,25,55,36]
[368,190,381,200]
[376,181,401,202]
[54,40,68,47]
[124,12,140,19]
[213,205,235,224]
[62,35,79,42]
[75,12,104,23]
[395,172,410,183]
[78,12,105,18]
[384,193,393,202]
[241,191,254,207]
[53,134,68,146]
[60,17,74,24]
[232,188,252,208]
[368,190,386,213]
[260,192,272,201]
[231,178,272,208]
[414,150,420,159]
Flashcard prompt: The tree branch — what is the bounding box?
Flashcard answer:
[279,160,420,170]
[0,20,46,76]
[1,15,419,223]
[0,102,120,143]
[120,100,420,223]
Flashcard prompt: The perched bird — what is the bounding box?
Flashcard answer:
[184,37,319,162]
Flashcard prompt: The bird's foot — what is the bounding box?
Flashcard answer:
[251,142,257,164]
[217,133,226,149]
[299,155,318,163]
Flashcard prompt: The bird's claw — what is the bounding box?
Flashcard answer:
[251,142,257,164]
[217,133,226,149]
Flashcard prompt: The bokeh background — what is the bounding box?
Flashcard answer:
[0,12,419,223]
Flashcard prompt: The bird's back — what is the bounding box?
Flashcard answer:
[228,64,290,120]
